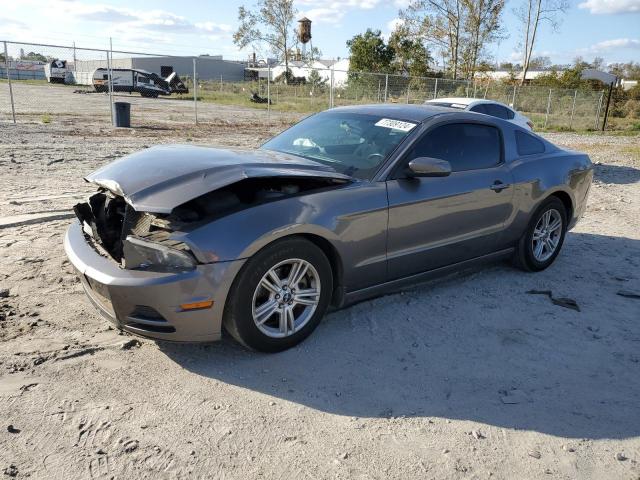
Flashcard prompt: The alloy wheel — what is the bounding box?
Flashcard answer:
[531,208,563,262]
[251,258,321,338]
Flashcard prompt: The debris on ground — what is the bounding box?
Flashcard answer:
[3,465,18,477]
[526,290,580,312]
[499,389,529,405]
[617,290,640,299]
[0,288,9,298]
[120,339,142,350]
[7,425,20,434]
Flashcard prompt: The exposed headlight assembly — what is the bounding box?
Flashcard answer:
[123,236,196,273]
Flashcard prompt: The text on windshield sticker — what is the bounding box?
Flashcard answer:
[375,118,417,132]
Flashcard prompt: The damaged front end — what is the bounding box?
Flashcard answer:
[73,176,349,272]
[73,144,353,272]
[73,190,196,273]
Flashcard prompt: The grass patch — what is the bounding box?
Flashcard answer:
[41,112,52,124]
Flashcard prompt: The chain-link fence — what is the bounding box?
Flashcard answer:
[1,40,606,131]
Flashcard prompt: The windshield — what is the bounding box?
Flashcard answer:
[261,112,418,179]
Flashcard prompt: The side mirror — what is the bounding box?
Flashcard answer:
[407,157,452,177]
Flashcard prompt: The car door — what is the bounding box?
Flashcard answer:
[386,121,515,280]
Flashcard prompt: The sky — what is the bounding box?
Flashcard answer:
[1,0,639,67]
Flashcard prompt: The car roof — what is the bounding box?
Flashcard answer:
[426,97,513,109]
[329,103,456,123]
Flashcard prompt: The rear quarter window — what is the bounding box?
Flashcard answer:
[515,130,545,156]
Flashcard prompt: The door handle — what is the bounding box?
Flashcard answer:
[490,181,511,192]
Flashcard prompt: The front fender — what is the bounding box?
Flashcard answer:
[181,182,389,291]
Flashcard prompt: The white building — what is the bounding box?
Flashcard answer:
[474,69,561,83]
[247,58,351,86]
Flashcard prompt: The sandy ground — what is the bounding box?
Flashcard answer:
[0,88,639,479]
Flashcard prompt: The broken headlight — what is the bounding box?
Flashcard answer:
[123,236,196,273]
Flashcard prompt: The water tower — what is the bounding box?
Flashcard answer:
[297,17,312,61]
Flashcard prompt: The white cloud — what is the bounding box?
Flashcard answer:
[578,0,640,14]
[587,38,640,51]
[39,0,232,42]
[387,17,405,31]
[297,0,381,24]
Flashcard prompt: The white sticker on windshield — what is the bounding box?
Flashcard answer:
[375,118,417,132]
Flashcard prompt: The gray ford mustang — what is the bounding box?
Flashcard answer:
[64,104,593,352]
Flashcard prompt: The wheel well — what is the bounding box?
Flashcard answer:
[549,191,573,220]
[297,234,344,306]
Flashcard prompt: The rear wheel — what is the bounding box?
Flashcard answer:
[514,197,567,271]
[223,238,332,352]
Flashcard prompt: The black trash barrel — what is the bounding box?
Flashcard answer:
[113,102,131,127]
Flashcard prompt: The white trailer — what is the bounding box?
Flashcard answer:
[44,60,69,83]
[91,68,171,97]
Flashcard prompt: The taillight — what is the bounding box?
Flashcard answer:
[527,121,534,130]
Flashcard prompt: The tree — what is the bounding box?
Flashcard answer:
[515,0,568,85]
[388,24,433,77]
[401,0,464,79]
[21,51,49,62]
[461,0,505,79]
[400,0,505,79]
[608,62,640,80]
[233,0,297,83]
[307,69,327,94]
[346,29,395,73]
[528,55,551,69]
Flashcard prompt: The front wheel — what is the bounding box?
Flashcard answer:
[514,197,567,271]
[223,238,333,352]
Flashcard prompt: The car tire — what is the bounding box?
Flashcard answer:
[223,237,333,352]
[514,197,567,272]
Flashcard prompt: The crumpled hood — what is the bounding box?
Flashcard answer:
[85,144,351,213]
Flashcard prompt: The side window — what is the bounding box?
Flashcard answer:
[406,123,502,172]
[515,130,545,155]
[484,104,510,119]
[469,104,487,114]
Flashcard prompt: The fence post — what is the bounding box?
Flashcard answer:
[3,41,16,124]
[433,78,438,99]
[384,74,388,102]
[106,46,114,126]
[406,82,410,104]
[220,74,223,92]
[330,67,335,108]
[594,91,604,130]
[193,58,198,125]
[544,89,552,128]
[267,64,271,120]
[511,86,517,109]
[569,90,577,130]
